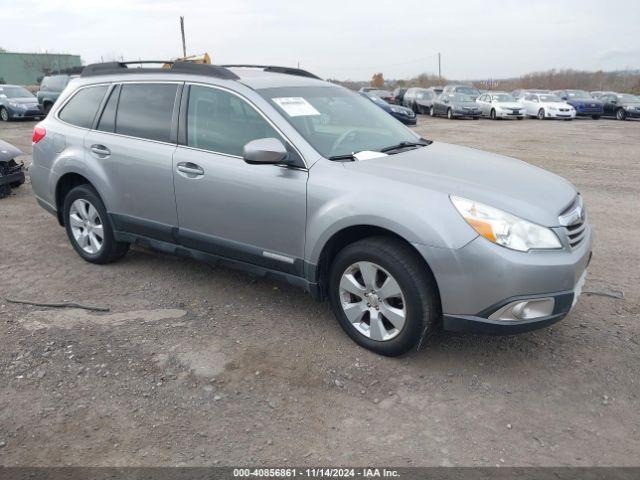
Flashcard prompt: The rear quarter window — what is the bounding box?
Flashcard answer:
[58,85,108,129]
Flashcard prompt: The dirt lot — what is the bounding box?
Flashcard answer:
[0,116,638,467]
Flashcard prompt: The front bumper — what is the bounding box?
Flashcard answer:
[413,224,593,334]
[0,166,25,187]
[6,105,43,119]
[546,110,575,119]
[623,109,640,118]
[496,110,525,119]
[391,112,416,125]
[453,109,481,118]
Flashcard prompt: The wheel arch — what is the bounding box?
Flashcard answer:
[55,172,97,225]
[313,224,441,303]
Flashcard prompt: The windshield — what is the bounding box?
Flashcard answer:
[539,94,562,102]
[618,94,640,102]
[492,94,515,102]
[0,86,34,99]
[259,86,419,158]
[455,86,479,96]
[451,93,474,102]
[566,90,591,99]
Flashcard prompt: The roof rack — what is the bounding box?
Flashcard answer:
[81,61,239,80]
[220,64,321,79]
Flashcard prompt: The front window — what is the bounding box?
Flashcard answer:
[451,93,474,102]
[566,90,591,99]
[539,94,562,102]
[492,94,515,102]
[259,86,419,158]
[0,86,34,99]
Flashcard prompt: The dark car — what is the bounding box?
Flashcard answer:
[0,85,43,121]
[37,74,77,114]
[402,87,439,114]
[431,92,481,119]
[0,139,25,199]
[367,89,395,103]
[359,92,416,125]
[554,90,603,119]
[599,92,640,120]
[393,87,407,105]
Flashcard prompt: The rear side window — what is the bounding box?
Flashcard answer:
[186,85,282,157]
[58,85,108,129]
[115,84,177,142]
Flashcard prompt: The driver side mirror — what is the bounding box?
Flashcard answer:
[243,138,288,165]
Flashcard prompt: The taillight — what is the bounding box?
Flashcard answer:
[32,125,46,144]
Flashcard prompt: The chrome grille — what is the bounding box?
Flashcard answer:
[559,195,587,249]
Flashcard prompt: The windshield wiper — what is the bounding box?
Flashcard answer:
[380,138,431,153]
[328,153,356,161]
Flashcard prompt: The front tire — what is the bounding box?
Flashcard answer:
[63,184,129,264]
[616,108,626,121]
[328,237,439,356]
[0,107,10,122]
[447,108,453,119]
[537,108,546,120]
[429,106,435,117]
[490,108,496,120]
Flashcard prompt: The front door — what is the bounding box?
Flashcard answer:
[172,84,308,276]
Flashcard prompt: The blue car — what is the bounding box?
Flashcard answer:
[359,92,416,125]
[554,90,603,119]
[0,85,43,121]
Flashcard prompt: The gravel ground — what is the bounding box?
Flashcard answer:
[0,116,638,467]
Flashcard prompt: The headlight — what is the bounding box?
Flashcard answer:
[450,196,562,252]
[624,105,634,110]
[8,101,20,108]
[390,106,406,114]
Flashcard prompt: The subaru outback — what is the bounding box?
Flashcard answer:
[30,61,592,356]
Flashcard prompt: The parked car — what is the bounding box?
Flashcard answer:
[0,85,43,121]
[431,92,481,119]
[37,74,77,114]
[511,89,548,102]
[392,87,407,105]
[442,84,481,99]
[31,61,592,356]
[553,90,603,119]
[358,87,377,93]
[359,92,416,125]
[0,139,25,199]
[402,87,439,114]
[367,89,395,103]
[431,86,444,95]
[599,92,640,120]
[476,92,525,120]
[521,93,576,120]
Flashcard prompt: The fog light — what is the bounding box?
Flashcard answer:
[489,298,554,321]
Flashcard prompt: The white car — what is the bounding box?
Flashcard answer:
[476,92,525,119]
[521,93,576,120]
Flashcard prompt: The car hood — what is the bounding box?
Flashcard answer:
[494,102,522,109]
[0,139,22,162]
[567,98,602,106]
[343,142,576,227]
[6,97,38,104]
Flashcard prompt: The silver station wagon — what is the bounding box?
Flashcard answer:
[31,61,592,356]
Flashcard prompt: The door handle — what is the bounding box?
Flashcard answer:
[177,162,204,176]
[90,144,111,157]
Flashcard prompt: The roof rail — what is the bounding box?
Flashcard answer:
[81,61,239,80]
[221,64,321,79]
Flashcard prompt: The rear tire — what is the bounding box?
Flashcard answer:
[328,237,440,356]
[63,184,129,264]
[616,108,626,121]
[537,108,545,120]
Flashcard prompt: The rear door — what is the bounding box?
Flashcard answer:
[83,82,181,241]
[172,84,308,275]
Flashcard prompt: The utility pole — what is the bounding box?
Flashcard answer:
[438,52,441,80]
[180,16,187,58]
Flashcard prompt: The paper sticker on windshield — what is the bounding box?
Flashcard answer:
[273,97,320,117]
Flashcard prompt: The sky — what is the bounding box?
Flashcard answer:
[1,0,639,81]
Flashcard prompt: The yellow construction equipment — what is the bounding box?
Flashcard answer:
[163,53,211,69]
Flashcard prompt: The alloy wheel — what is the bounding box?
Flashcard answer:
[338,261,407,342]
[616,108,626,121]
[0,108,8,121]
[538,109,545,120]
[69,199,104,254]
